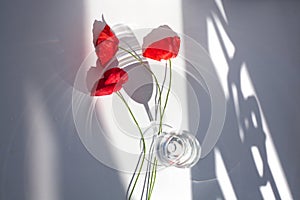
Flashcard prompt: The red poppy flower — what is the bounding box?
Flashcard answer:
[142,25,180,61]
[93,19,119,66]
[91,68,128,96]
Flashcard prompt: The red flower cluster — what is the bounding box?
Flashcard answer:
[92,19,127,96]
[91,20,181,97]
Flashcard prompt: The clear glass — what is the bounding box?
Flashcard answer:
[142,123,201,168]
[155,130,201,168]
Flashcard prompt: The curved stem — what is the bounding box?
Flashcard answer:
[116,92,146,200]
[159,59,172,133]
[147,159,158,200]
[125,151,143,198]
[161,59,172,119]
[117,92,145,149]
[149,60,172,198]
[118,46,163,130]
[129,152,146,200]
[118,47,173,200]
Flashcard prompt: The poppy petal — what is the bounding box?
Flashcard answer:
[91,68,128,96]
[94,24,119,66]
[142,26,180,61]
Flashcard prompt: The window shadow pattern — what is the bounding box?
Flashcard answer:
[182,0,300,199]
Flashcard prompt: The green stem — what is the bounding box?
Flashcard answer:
[161,59,172,119]
[159,59,172,133]
[118,47,173,200]
[116,92,146,200]
[118,46,163,132]
[149,60,172,198]
[147,159,158,200]
[117,92,145,150]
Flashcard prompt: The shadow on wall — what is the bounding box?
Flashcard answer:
[0,0,125,200]
[182,0,300,199]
